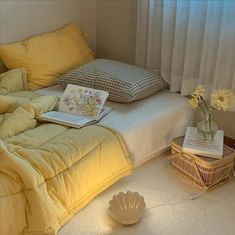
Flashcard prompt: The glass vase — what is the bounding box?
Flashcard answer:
[197,113,218,141]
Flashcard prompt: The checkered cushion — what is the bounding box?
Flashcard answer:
[57,59,168,103]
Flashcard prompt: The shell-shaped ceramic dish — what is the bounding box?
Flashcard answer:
[109,191,145,225]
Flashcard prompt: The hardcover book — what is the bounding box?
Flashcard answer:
[38,84,111,128]
[182,127,224,159]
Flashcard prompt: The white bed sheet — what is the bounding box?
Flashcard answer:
[36,85,194,167]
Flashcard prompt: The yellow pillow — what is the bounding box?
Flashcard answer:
[0,23,95,90]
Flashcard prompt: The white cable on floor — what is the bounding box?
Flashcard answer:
[146,191,206,211]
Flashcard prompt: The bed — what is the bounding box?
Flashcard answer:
[0,71,193,235]
[0,81,132,235]
[0,65,193,234]
[37,85,194,167]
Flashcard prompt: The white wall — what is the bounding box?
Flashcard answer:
[96,0,137,64]
[0,0,96,50]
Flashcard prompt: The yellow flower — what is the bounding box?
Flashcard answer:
[189,96,199,108]
[192,85,205,99]
[211,89,235,111]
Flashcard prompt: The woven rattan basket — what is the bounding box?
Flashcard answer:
[171,137,235,190]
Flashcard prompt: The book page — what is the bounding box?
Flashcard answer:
[38,106,112,128]
[40,111,94,126]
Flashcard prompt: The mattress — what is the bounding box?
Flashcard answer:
[36,85,194,167]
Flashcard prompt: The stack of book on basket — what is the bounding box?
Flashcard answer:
[38,84,111,128]
[182,127,224,159]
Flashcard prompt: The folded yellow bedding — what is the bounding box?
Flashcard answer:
[0,68,27,94]
[0,76,132,234]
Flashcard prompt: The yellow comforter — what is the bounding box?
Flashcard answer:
[0,79,132,234]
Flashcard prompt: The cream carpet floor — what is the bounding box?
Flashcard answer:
[59,152,235,235]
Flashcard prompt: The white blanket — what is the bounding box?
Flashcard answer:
[37,85,194,166]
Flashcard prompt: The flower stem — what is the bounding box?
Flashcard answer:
[201,96,214,140]
[201,96,210,113]
[208,112,214,139]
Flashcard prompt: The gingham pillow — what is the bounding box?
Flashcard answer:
[57,59,168,103]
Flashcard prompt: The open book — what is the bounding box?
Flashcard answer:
[38,84,111,128]
[38,106,111,128]
[182,127,224,159]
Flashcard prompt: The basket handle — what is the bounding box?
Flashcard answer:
[168,153,181,160]
[190,158,208,189]
[169,152,208,189]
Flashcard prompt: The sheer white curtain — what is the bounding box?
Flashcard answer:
[136,0,235,96]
